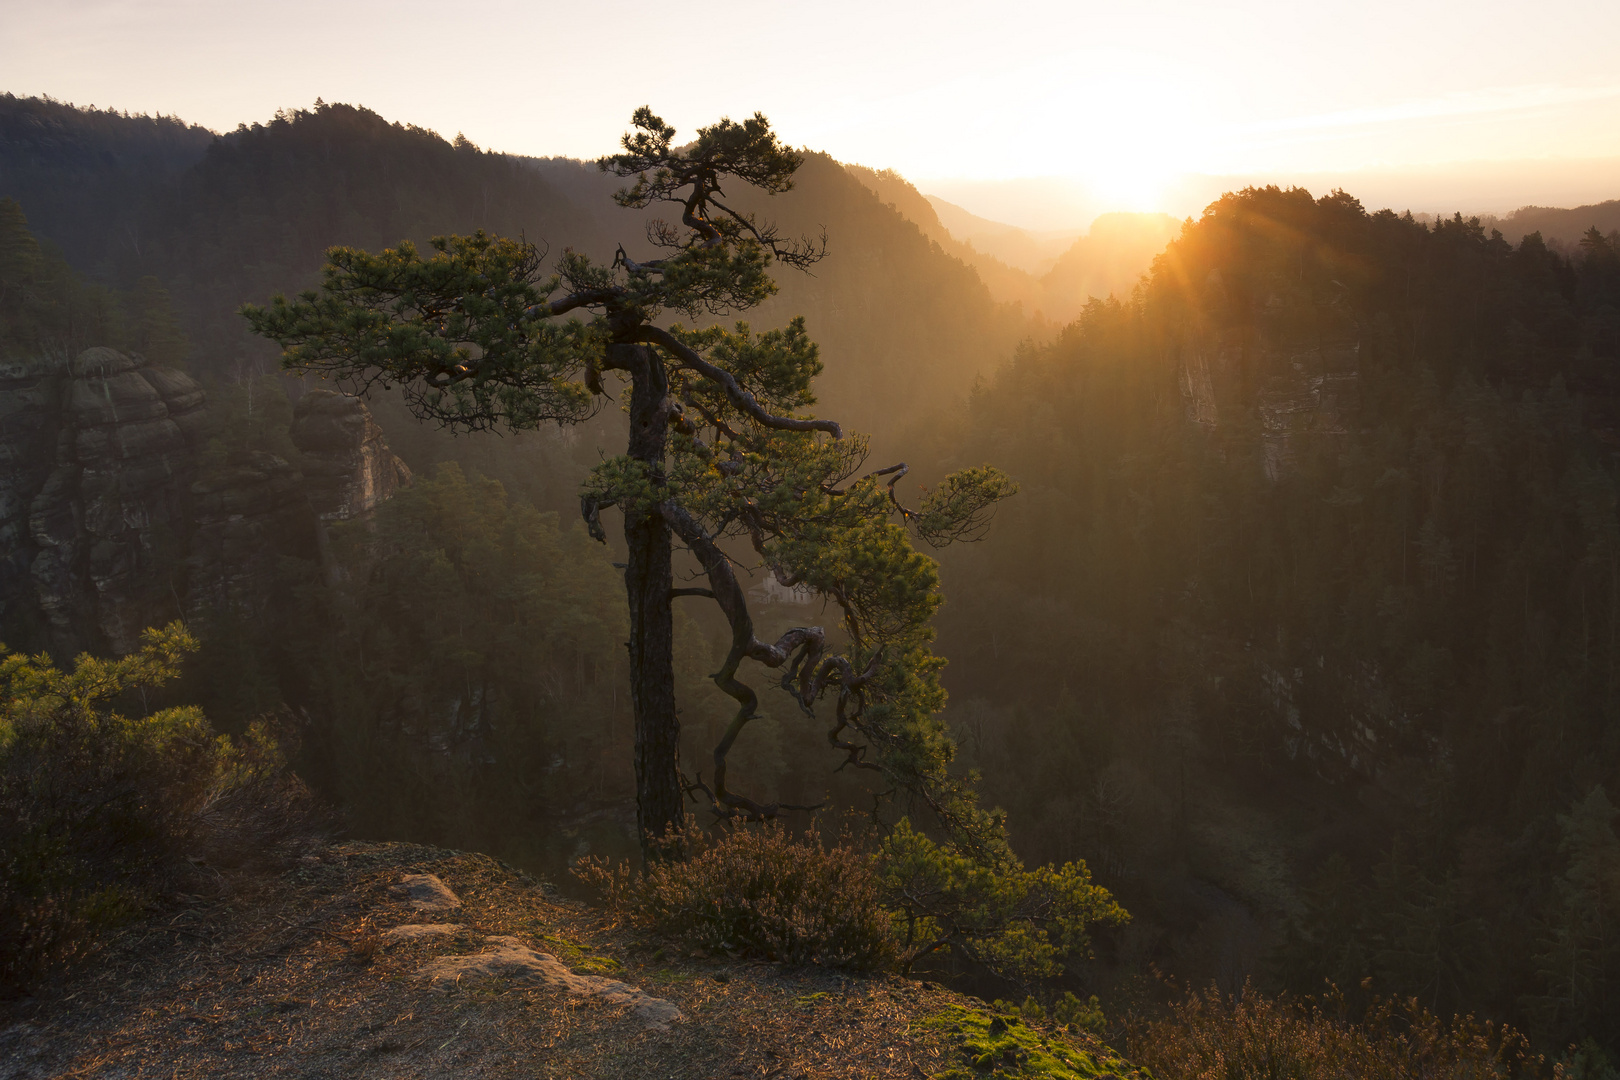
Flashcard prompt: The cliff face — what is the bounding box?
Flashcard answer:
[0,348,409,656]
[1175,272,1361,482]
[0,355,60,640]
[26,348,209,654]
[1180,334,1360,481]
[290,390,413,521]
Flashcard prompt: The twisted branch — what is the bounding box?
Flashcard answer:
[659,503,878,820]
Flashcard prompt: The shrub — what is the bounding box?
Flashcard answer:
[0,623,319,990]
[993,992,1109,1036]
[877,817,1127,980]
[1127,983,1540,1080]
[574,820,896,969]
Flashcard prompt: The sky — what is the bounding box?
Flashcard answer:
[6,0,1620,230]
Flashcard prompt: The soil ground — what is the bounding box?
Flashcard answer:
[0,841,1140,1079]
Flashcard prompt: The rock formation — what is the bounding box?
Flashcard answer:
[1180,337,1359,481]
[1175,274,1360,481]
[27,348,209,655]
[0,355,61,639]
[418,935,684,1031]
[290,390,413,521]
[0,349,411,657]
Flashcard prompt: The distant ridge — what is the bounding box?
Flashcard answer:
[845,162,1180,321]
[1483,199,1620,247]
[922,195,1079,275]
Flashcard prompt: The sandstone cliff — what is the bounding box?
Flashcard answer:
[0,348,410,657]
[289,389,414,520]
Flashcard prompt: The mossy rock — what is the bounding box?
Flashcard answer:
[917,1003,1149,1080]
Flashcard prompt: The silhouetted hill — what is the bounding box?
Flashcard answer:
[845,163,1181,321]
[844,163,1048,314]
[1038,212,1181,311]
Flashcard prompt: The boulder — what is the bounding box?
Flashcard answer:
[397,874,461,911]
[418,936,683,1031]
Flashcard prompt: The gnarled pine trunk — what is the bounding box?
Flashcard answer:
[616,344,682,857]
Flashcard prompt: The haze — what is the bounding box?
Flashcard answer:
[6,0,1619,229]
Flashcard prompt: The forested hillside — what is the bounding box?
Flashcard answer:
[0,95,1030,451]
[0,93,1041,877]
[923,186,1620,1051]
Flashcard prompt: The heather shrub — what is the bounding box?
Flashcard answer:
[1128,983,1539,1080]
[0,624,318,990]
[575,820,897,969]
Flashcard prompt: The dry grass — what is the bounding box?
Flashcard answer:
[1127,983,1541,1080]
[0,840,1126,1079]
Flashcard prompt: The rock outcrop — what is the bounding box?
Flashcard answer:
[0,349,410,656]
[396,874,462,911]
[418,936,684,1031]
[1175,275,1360,481]
[0,355,61,636]
[27,348,209,654]
[290,390,412,521]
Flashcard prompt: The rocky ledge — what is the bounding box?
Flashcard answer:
[0,842,1143,1080]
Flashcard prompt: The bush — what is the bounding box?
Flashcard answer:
[1127,983,1540,1080]
[0,624,320,990]
[574,820,896,969]
[993,991,1109,1036]
[876,817,1127,980]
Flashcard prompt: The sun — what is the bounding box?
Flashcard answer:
[1086,159,1174,213]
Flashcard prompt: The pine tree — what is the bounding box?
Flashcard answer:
[244,109,1016,857]
[1532,786,1620,1046]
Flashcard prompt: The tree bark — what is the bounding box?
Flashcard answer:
[616,343,682,858]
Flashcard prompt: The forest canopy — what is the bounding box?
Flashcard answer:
[924,185,1620,1052]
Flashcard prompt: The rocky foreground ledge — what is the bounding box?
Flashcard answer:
[0,842,1143,1080]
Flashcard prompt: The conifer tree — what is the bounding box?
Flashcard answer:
[1533,786,1620,1043]
[244,109,1016,857]
[126,275,189,367]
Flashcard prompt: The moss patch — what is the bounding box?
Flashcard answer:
[918,1003,1149,1080]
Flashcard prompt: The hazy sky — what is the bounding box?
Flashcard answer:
[7,0,1620,228]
